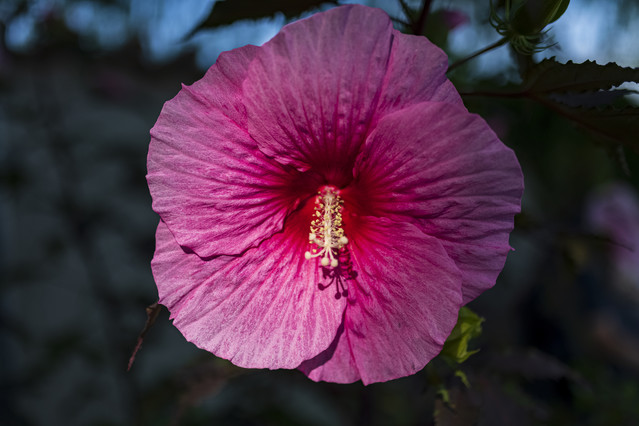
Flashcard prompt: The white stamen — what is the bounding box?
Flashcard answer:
[304,186,349,269]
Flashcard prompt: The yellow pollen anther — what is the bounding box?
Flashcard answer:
[304,186,348,268]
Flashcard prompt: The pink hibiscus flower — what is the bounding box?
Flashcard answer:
[147,5,523,384]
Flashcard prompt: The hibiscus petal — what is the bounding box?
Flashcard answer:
[152,214,346,369]
[300,217,463,384]
[148,46,306,258]
[298,318,360,384]
[374,30,463,116]
[242,5,394,185]
[349,102,523,304]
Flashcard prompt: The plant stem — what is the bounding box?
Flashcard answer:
[447,37,508,72]
[390,16,412,27]
[413,0,432,35]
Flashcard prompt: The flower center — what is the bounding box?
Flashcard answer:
[304,186,349,268]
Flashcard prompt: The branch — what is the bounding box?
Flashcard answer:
[448,37,508,72]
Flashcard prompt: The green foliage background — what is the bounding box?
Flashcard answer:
[2,0,639,425]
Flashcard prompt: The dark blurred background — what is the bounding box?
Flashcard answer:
[2,0,639,425]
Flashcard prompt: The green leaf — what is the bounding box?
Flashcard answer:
[455,370,471,388]
[192,0,336,32]
[523,58,639,94]
[437,386,452,406]
[518,58,639,153]
[488,348,586,384]
[545,102,639,153]
[434,387,479,426]
[440,307,484,364]
[548,89,638,108]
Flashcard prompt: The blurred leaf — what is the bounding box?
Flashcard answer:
[191,0,336,34]
[523,58,639,94]
[547,102,639,152]
[489,348,587,385]
[440,307,484,364]
[434,387,479,426]
[454,370,471,388]
[437,386,451,406]
[0,164,28,194]
[549,89,637,108]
